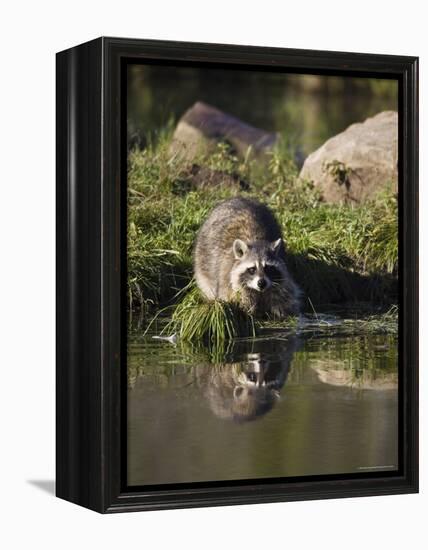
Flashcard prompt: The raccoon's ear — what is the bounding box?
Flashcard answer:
[233,239,248,259]
[270,238,282,256]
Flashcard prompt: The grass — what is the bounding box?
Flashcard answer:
[138,288,397,351]
[164,284,257,346]
[127,130,398,341]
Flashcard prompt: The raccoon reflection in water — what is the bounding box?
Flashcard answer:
[201,337,298,423]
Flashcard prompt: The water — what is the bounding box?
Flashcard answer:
[127,323,398,487]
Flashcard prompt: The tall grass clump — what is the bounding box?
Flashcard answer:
[165,285,257,347]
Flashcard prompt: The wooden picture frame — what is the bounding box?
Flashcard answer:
[56,37,418,513]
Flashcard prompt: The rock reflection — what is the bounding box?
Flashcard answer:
[311,360,398,390]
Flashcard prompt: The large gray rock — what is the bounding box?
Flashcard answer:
[299,111,398,203]
[170,101,277,162]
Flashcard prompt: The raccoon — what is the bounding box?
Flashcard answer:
[194,197,300,317]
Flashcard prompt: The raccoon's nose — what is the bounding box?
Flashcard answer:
[257,278,267,290]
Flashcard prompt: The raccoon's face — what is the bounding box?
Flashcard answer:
[231,353,280,420]
[230,238,286,293]
[240,353,270,386]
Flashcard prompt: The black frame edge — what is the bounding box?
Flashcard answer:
[401,55,419,495]
[56,37,419,514]
[56,37,105,512]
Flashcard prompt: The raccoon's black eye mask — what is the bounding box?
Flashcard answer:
[265,264,282,281]
[247,267,256,275]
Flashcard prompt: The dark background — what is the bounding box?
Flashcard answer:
[128,64,398,155]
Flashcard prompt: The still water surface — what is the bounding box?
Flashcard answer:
[128,325,398,487]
